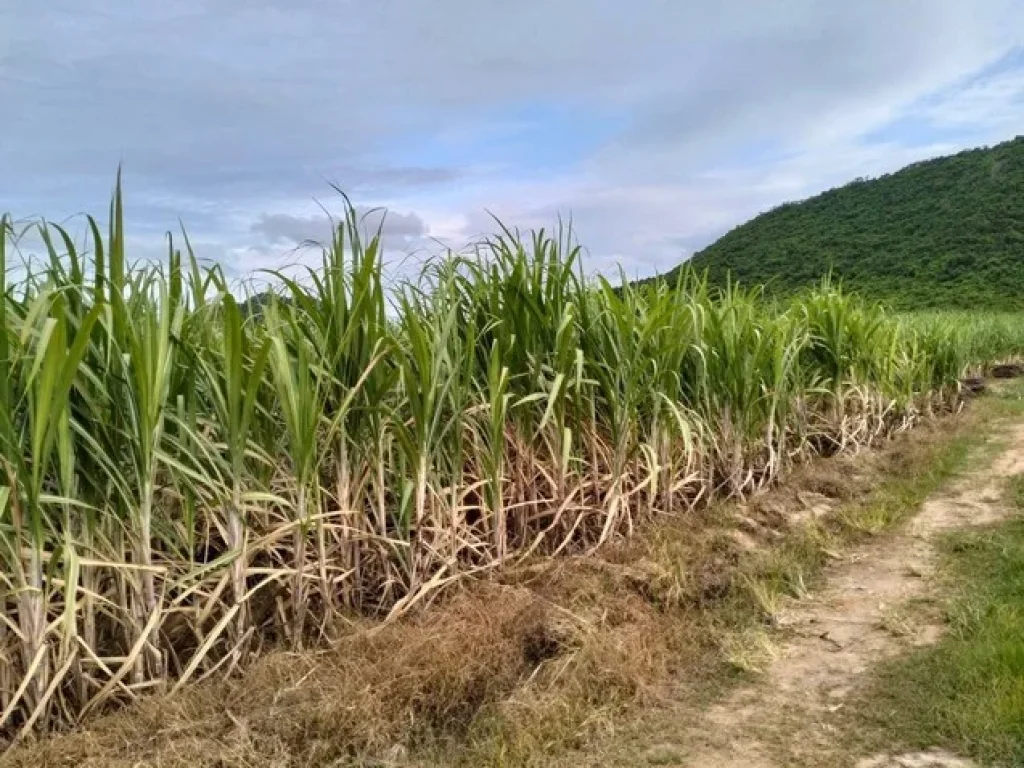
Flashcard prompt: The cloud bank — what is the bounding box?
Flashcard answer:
[2,1,1022,279]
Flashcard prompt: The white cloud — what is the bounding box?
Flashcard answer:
[250,208,428,247]
[919,65,1024,130]
[1,1,1023,281]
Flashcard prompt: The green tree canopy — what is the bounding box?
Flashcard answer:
[661,136,1024,310]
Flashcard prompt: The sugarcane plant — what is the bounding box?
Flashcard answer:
[2,181,1024,740]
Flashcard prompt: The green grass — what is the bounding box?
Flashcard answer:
[856,480,1024,765]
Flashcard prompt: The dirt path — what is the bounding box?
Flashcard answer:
[659,420,1024,768]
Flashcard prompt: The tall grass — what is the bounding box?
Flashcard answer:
[2,187,1023,739]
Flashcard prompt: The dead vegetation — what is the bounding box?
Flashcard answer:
[0,575,685,767]
[1,399,990,768]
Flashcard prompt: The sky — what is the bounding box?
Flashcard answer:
[2,1,1023,284]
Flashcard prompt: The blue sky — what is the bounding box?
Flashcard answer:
[2,1,1023,282]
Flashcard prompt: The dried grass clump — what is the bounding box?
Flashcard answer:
[2,586,554,766]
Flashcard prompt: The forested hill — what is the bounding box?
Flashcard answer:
[668,136,1024,309]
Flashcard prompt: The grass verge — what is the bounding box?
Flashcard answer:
[850,479,1024,766]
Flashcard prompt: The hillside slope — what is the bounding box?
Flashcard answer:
[674,136,1024,309]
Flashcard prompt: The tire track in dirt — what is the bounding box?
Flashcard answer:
[676,420,1024,768]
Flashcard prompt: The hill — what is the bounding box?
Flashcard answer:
[668,136,1024,309]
